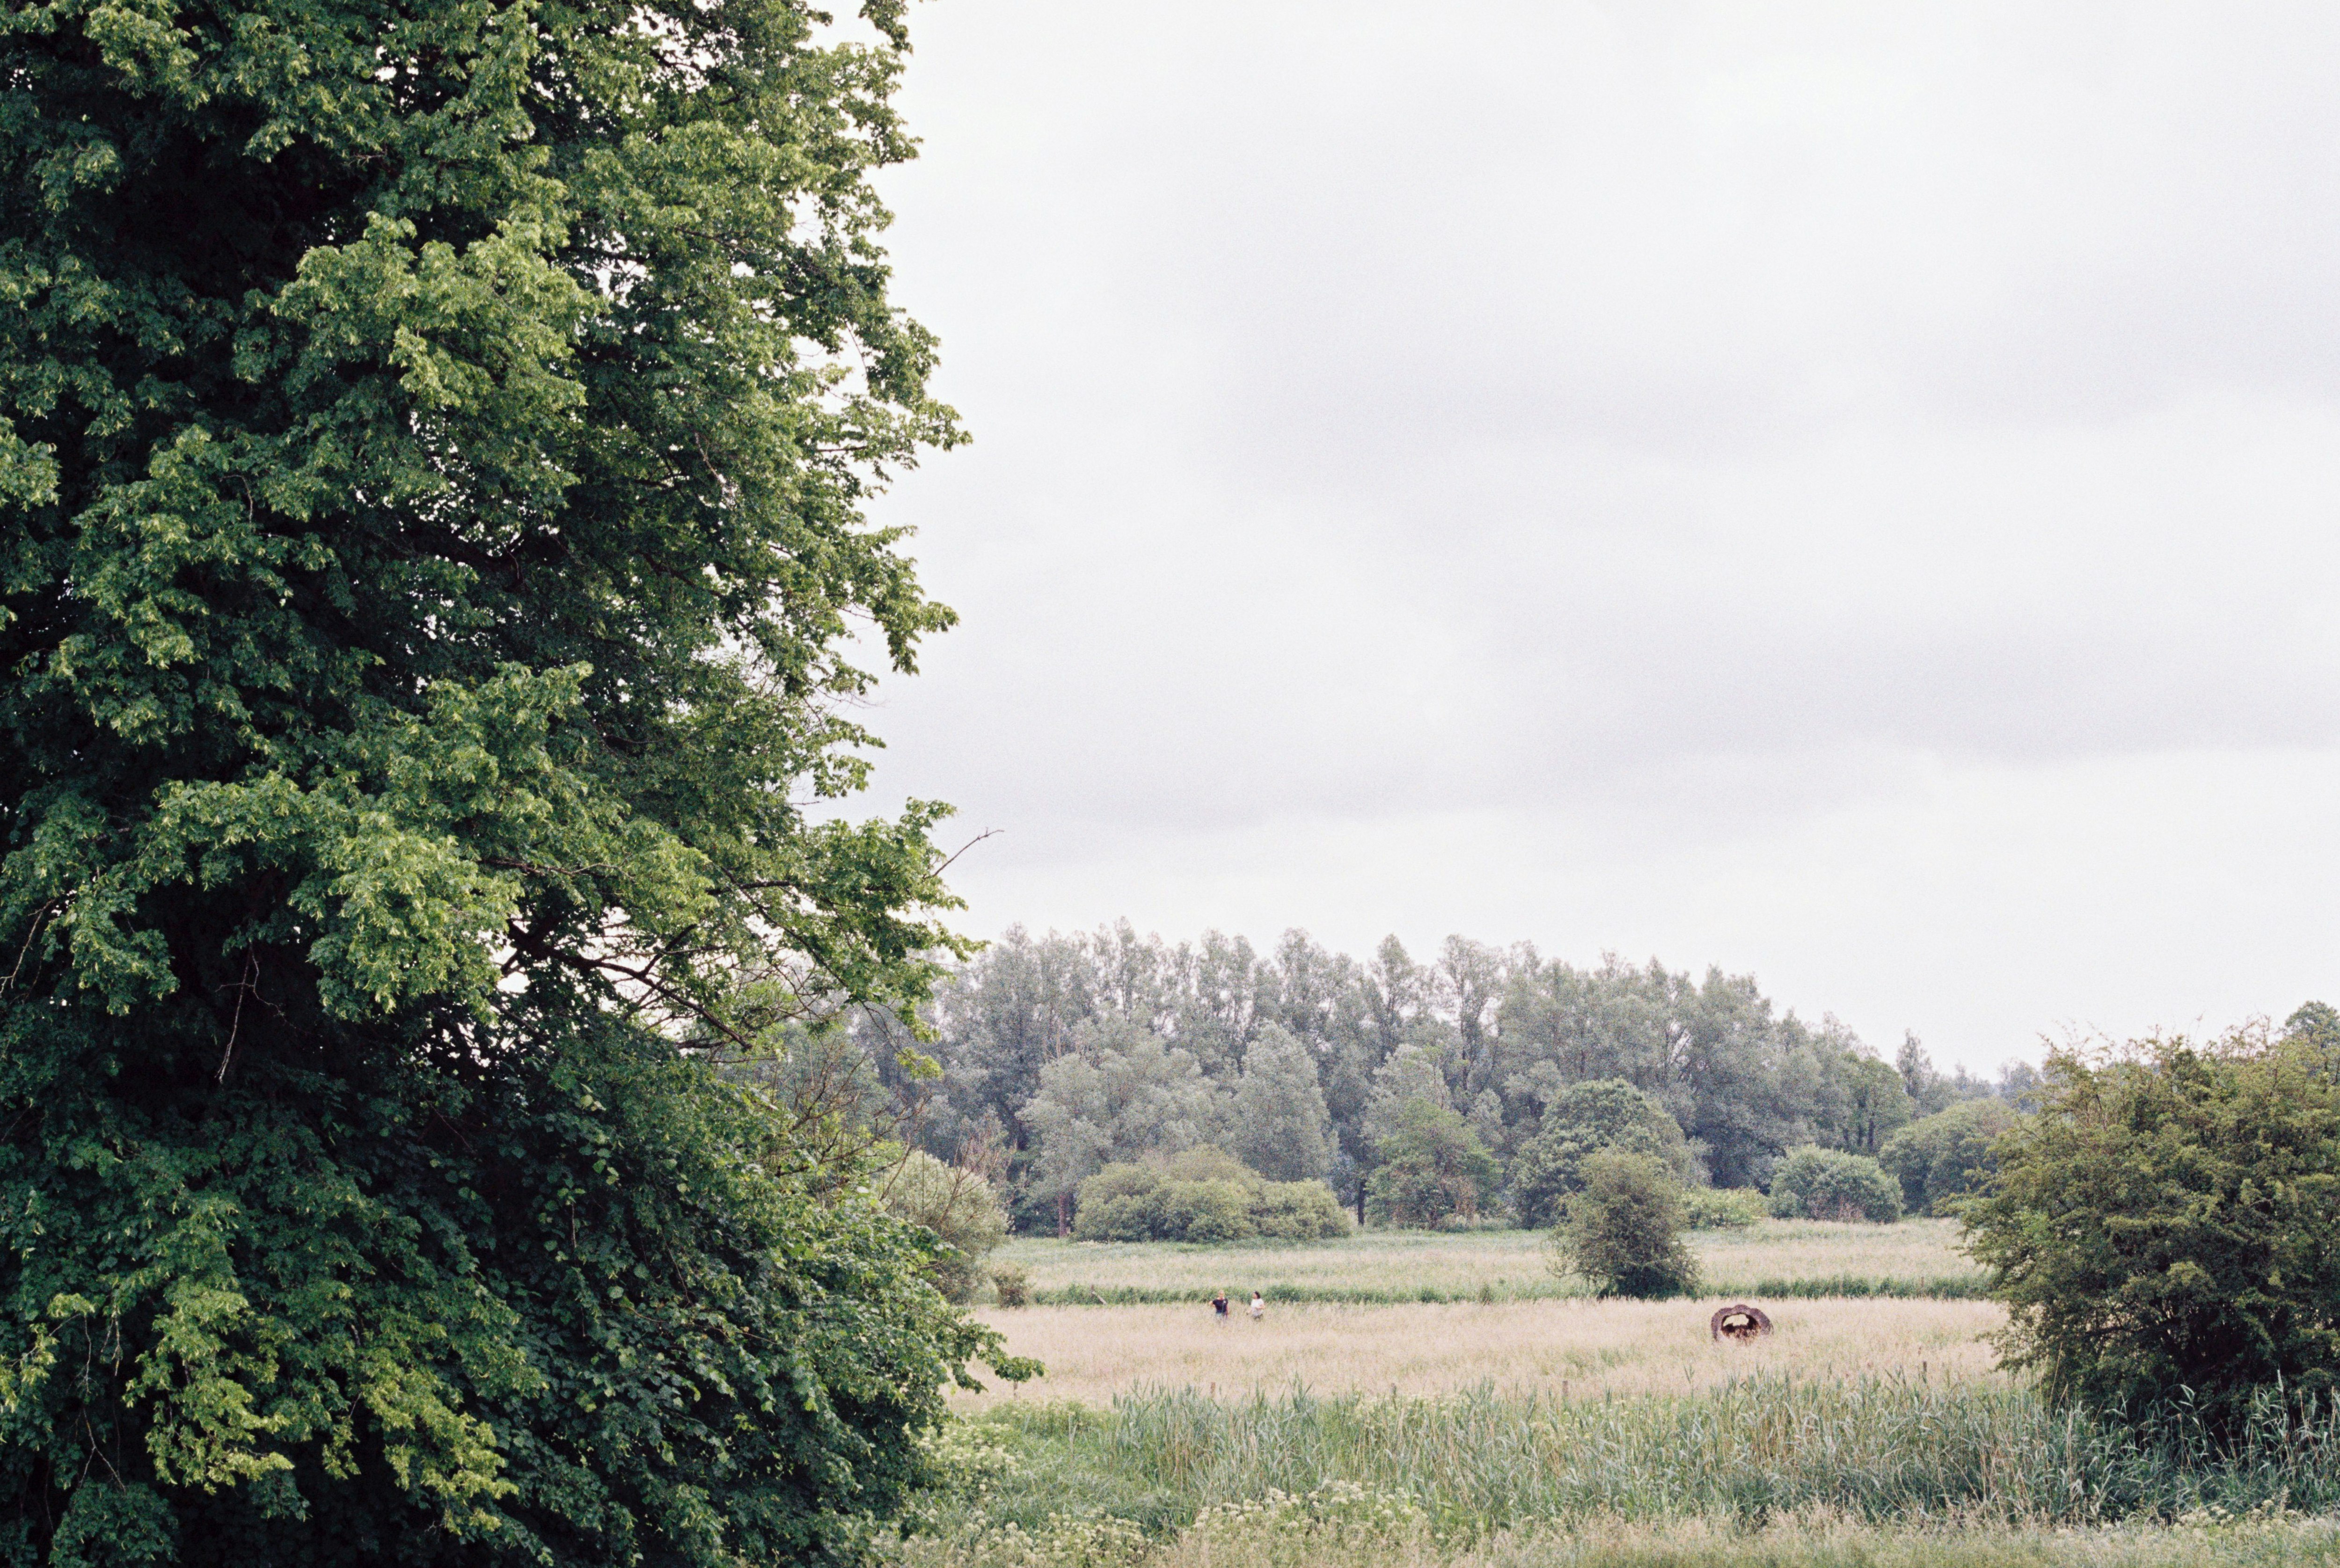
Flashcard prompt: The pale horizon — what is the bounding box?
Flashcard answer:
[849,2,2340,1075]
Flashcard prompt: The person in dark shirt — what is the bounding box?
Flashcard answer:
[1212,1290,1229,1318]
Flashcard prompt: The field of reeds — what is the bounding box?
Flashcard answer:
[957,1297,2005,1409]
[888,1381,2340,1567]
[993,1217,1983,1306]
[896,1217,2340,1567]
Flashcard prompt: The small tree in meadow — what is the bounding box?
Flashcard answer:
[1549,1151,1703,1299]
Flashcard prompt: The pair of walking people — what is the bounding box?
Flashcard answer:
[1212,1290,1265,1321]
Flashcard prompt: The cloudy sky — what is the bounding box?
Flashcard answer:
[849,1,2340,1072]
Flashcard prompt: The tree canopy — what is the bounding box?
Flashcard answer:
[1879,1097,2019,1216]
[1222,1023,1335,1183]
[870,922,2026,1228]
[1765,1145,1903,1224]
[1509,1077,1692,1229]
[1964,1031,2340,1432]
[0,0,1006,1560]
[1365,1099,1501,1228]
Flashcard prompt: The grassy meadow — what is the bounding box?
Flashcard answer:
[891,1217,2340,1567]
[995,1216,1983,1305]
[894,1381,2340,1567]
[958,1296,2005,1409]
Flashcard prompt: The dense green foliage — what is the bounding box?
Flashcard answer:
[1880,1097,2018,1215]
[1218,1023,1334,1183]
[0,0,1009,1558]
[1767,1146,1904,1223]
[988,1263,1030,1308]
[1072,1148,1348,1243]
[1018,1020,1216,1232]
[867,925,2018,1227]
[1964,1033,2340,1433]
[1508,1078,1692,1228]
[1547,1149,1700,1298]
[881,1150,1010,1304]
[1364,1099,1501,1228]
[1679,1185,1766,1228]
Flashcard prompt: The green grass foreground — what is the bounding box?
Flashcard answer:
[882,1378,2340,1567]
[996,1218,1987,1305]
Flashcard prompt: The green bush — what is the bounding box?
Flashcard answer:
[1964,1032,2340,1433]
[1548,1150,1702,1298]
[1366,1100,1503,1228]
[1252,1179,1353,1239]
[1879,1098,2019,1215]
[990,1264,1031,1308]
[1508,1079,1695,1228]
[1681,1186,1767,1229]
[881,1150,1013,1304]
[1071,1148,1351,1243]
[1766,1145,1903,1223]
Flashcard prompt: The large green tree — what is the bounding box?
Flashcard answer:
[0,0,1007,1561]
[1964,1033,2340,1432]
[1507,1077,1691,1229]
[1879,1096,2018,1216]
[1019,1019,1214,1233]
[1222,1023,1333,1183]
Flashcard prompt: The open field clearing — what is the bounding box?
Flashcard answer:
[993,1217,1981,1305]
[961,1297,2006,1408]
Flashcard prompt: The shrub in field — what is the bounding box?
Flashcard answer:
[1680,1186,1767,1229]
[991,1264,1031,1308]
[1767,1145,1903,1223]
[1879,1098,2019,1215]
[1508,1079,1695,1228]
[1072,1148,1350,1243]
[1366,1100,1503,1228]
[1548,1150,1702,1298]
[1964,1031,2340,1433]
[885,1150,1013,1303]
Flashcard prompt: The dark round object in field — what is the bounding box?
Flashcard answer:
[1710,1303,1772,1342]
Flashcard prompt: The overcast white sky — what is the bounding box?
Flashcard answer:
[851,1,2340,1072]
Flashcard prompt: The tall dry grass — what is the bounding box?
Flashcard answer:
[961,1297,2005,1408]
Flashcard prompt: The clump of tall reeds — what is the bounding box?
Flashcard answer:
[1079,1376,2340,1537]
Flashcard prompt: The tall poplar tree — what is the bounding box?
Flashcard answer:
[0,0,1002,1561]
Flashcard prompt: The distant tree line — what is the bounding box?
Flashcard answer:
[843,923,2041,1232]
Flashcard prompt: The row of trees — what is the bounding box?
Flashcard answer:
[853,923,2037,1230]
